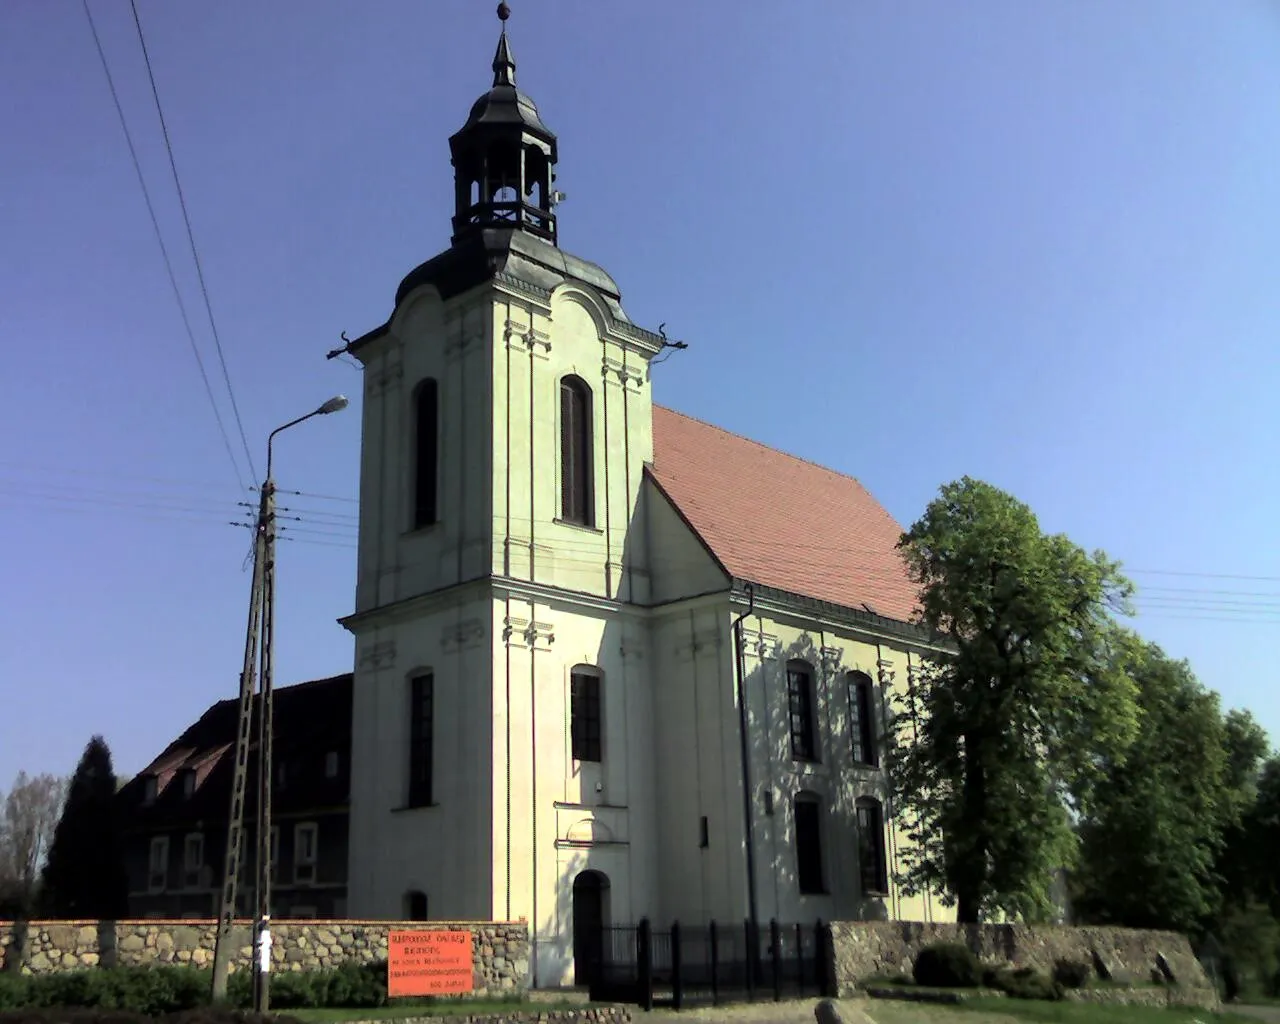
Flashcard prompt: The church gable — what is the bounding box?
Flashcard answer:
[639,471,730,604]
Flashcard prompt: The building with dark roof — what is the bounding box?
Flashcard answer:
[117,674,352,920]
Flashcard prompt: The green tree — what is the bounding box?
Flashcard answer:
[1217,752,1280,915]
[1071,640,1244,932]
[40,735,128,919]
[890,476,1139,923]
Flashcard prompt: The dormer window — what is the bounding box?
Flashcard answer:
[143,776,158,804]
[181,770,196,798]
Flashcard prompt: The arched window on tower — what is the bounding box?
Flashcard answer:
[414,379,438,528]
[570,666,602,763]
[559,376,593,526]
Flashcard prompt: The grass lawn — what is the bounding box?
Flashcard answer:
[868,996,1255,1024]
[288,1000,587,1022]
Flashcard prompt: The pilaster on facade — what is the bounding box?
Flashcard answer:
[502,615,556,651]
[503,317,553,360]
[674,627,723,664]
[440,618,487,653]
[820,645,844,674]
[740,627,782,662]
[358,639,397,672]
[601,356,645,392]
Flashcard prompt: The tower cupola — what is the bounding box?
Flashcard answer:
[449,3,559,246]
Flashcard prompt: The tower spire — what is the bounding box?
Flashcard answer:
[448,0,559,247]
[492,3,516,87]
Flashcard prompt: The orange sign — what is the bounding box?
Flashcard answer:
[388,930,475,997]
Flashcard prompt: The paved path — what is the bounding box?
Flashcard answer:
[1230,1006,1280,1024]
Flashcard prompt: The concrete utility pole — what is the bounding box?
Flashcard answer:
[209,396,350,1008]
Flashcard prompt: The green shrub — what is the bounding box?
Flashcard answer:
[0,1010,300,1024]
[0,962,396,1014]
[326,962,386,1008]
[985,965,1063,1001]
[913,942,982,988]
[0,976,33,1012]
[1052,959,1092,989]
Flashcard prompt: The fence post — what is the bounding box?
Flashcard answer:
[638,918,653,1012]
[745,919,756,1001]
[795,922,804,996]
[709,920,720,1005]
[671,921,683,1010]
[817,919,834,998]
[770,918,782,1002]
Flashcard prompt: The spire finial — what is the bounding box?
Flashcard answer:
[492,3,516,87]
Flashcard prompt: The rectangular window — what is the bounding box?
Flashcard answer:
[294,823,318,885]
[408,674,435,807]
[787,666,816,761]
[699,816,709,849]
[570,670,602,762]
[148,836,169,892]
[849,675,878,767]
[560,378,593,526]
[185,829,204,870]
[324,751,340,778]
[414,380,439,528]
[857,801,889,895]
[795,798,824,895]
[181,770,196,798]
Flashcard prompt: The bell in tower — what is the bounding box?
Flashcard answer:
[449,3,559,246]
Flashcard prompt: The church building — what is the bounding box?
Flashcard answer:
[339,7,954,988]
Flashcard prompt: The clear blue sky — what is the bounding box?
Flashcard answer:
[1,1,1277,786]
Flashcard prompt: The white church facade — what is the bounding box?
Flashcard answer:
[339,13,955,988]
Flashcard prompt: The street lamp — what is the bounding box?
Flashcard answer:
[210,396,350,1010]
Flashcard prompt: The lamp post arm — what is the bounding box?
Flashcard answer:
[265,409,323,485]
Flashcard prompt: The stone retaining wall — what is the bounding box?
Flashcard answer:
[0,920,529,995]
[831,921,1211,998]
[345,1010,629,1024]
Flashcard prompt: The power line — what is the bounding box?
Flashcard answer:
[1127,568,1280,583]
[81,0,249,494]
[128,0,258,482]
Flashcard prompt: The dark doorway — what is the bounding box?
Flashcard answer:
[572,870,610,987]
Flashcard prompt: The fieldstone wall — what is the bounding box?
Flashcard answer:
[0,920,529,995]
[345,1011,629,1024]
[830,921,1212,997]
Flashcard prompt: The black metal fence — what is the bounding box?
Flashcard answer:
[589,918,835,1010]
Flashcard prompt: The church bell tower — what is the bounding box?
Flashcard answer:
[448,2,559,246]
[344,3,670,975]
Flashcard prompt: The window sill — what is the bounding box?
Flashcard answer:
[403,522,442,538]
[554,518,603,535]
[799,889,829,897]
[862,889,890,899]
[391,803,439,813]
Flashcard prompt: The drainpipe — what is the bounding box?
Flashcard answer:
[731,582,759,933]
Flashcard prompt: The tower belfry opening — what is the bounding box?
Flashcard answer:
[449,2,559,246]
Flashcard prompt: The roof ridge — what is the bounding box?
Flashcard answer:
[654,404,875,494]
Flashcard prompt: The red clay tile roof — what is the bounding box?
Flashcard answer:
[649,406,921,624]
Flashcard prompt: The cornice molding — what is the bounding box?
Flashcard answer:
[339,577,491,633]
[729,580,953,658]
